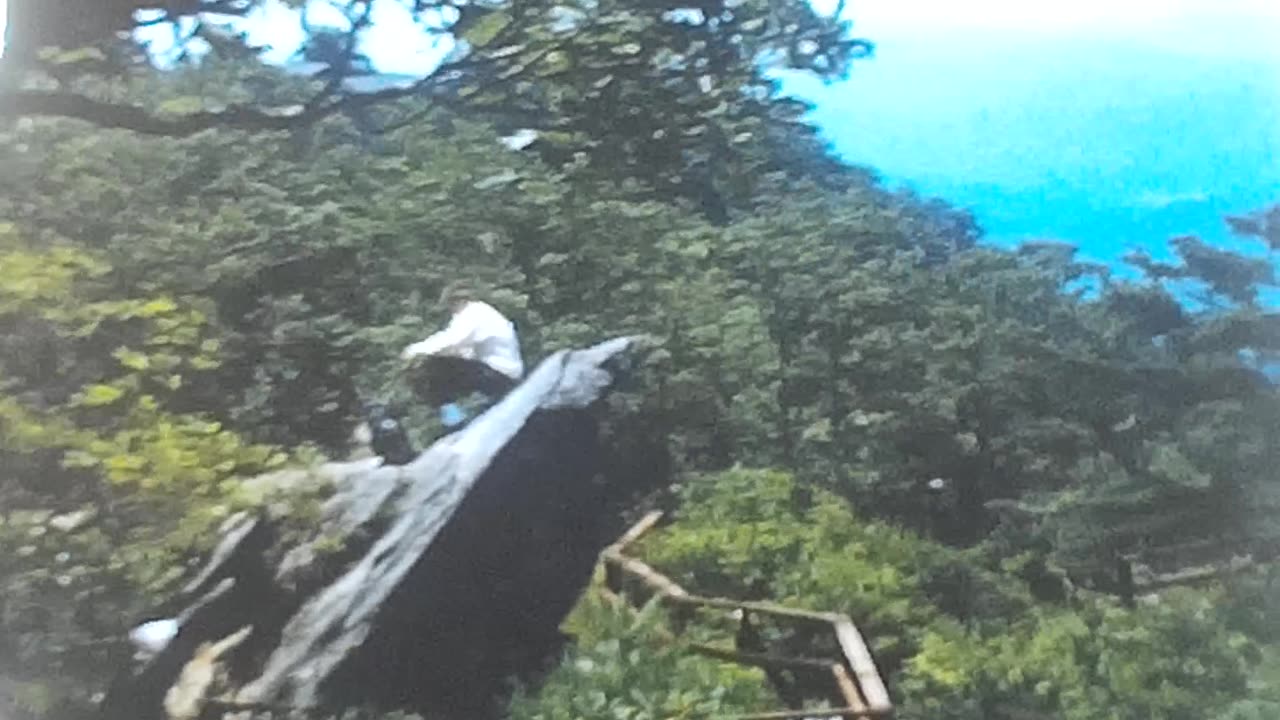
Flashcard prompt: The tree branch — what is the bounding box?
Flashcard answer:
[372,41,563,135]
[0,80,431,136]
[0,27,578,137]
[302,1,377,111]
[135,14,175,28]
[0,0,589,138]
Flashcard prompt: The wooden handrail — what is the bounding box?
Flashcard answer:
[608,509,666,550]
[726,706,889,720]
[599,510,895,719]
[687,643,841,671]
[831,663,870,715]
[831,619,891,711]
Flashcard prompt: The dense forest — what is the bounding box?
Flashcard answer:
[1,0,1279,718]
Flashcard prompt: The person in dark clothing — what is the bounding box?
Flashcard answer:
[362,401,417,466]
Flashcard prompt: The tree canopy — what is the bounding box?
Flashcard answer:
[0,4,1277,719]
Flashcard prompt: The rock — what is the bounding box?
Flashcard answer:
[100,338,666,720]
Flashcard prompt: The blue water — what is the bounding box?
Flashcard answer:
[779,35,1280,293]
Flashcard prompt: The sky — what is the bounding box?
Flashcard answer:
[2,0,1279,281]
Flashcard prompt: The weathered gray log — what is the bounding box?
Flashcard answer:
[100,337,665,720]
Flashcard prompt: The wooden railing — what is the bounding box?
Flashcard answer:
[1128,538,1280,595]
[598,511,894,720]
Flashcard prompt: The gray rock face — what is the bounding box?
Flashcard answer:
[100,338,664,720]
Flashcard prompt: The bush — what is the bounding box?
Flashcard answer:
[0,230,286,707]
[508,593,777,720]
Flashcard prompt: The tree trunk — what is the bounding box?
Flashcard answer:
[4,0,141,65]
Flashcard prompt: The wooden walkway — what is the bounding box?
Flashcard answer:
[597,511,894,720]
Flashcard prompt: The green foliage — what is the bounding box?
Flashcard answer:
[635,469,1272,720]
[437,0,871,219]
[508,594,776,720]
[0,232,284,703]
[5,0,872,222]
[1,21,1278,720]
[901,590,1256,720]
[1215,701,1280,720]
[640,469,1028,669]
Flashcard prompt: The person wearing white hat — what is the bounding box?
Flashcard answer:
[128,617,181,658]
[402,282,524,429]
